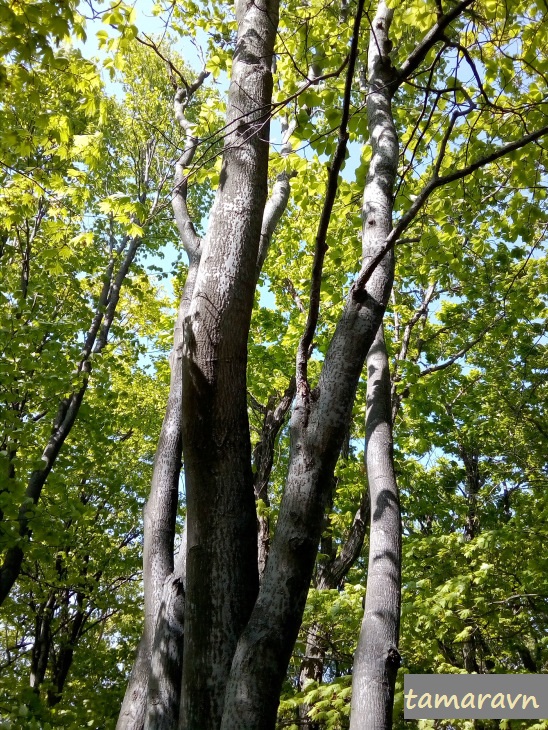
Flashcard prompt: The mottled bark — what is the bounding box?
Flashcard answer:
[350,325,401,730]
[145,534,187,730]
[117,292,190,730]
[116,258,200,730]
[348,5,401,727]
[256,173,292,280]
[179,0,279,726]
[120,54,292,726]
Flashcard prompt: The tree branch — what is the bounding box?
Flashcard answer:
[172,77,208,258]
[419,313,503,376]
[396,0,475,85]
[317,485,370,590]
[256,172,294,280]
[353,123,548,296]
[296,0,367,400]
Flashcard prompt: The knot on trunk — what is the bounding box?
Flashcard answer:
[386,645,401,668]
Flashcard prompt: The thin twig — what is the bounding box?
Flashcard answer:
[295,0,366,398]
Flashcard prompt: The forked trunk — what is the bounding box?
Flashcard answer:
[219,3,397,727]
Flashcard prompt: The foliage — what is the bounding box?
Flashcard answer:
[1,0,548,726]
[0,28,208,728]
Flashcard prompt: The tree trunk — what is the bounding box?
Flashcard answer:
[117,76,205,730]
[30,592,56,692]
[350,324,401,730]
[179,0,279,726]
[47,590,87,706]
[219,3,397,727]
[117,258,199,730]
[145,535,187,730]
[347,4,401,727]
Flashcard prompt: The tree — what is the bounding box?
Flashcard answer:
[0,30,204,728]
[2,0,548,727]
[108,0,548,728]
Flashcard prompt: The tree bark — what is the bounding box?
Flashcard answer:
[145,534,187,730]
[219,3,397,727]
[348,5,401,726]
[179,0,279,726]
[117,82,203,730]
[350,325,401,730]
[120,65,292,728]
[116,259,200,730]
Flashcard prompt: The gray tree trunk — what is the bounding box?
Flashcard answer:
[117,84,203,730]
[219,3,396,727]
[116,253,200,730]
[179,0,279,726]
[118,0,509,726]
[145,534,187,730]
[349,5,401,727]
[350,325,401,730]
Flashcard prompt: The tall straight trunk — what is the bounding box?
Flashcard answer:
[350,324,401,730]
[349,6,401,727]
[179,0,279,726]
[117,78,205,730]
[219,5,397,728]
[119,83,291,730]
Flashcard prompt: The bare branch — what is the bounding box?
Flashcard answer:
[419,313,503,376]
[283,278,306,314]
[256,172,294,279]
[172,75,209,257]
[317,485,370,590]
[253,378,296,502]
[296,0,367,399]
[136,34,189,90]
